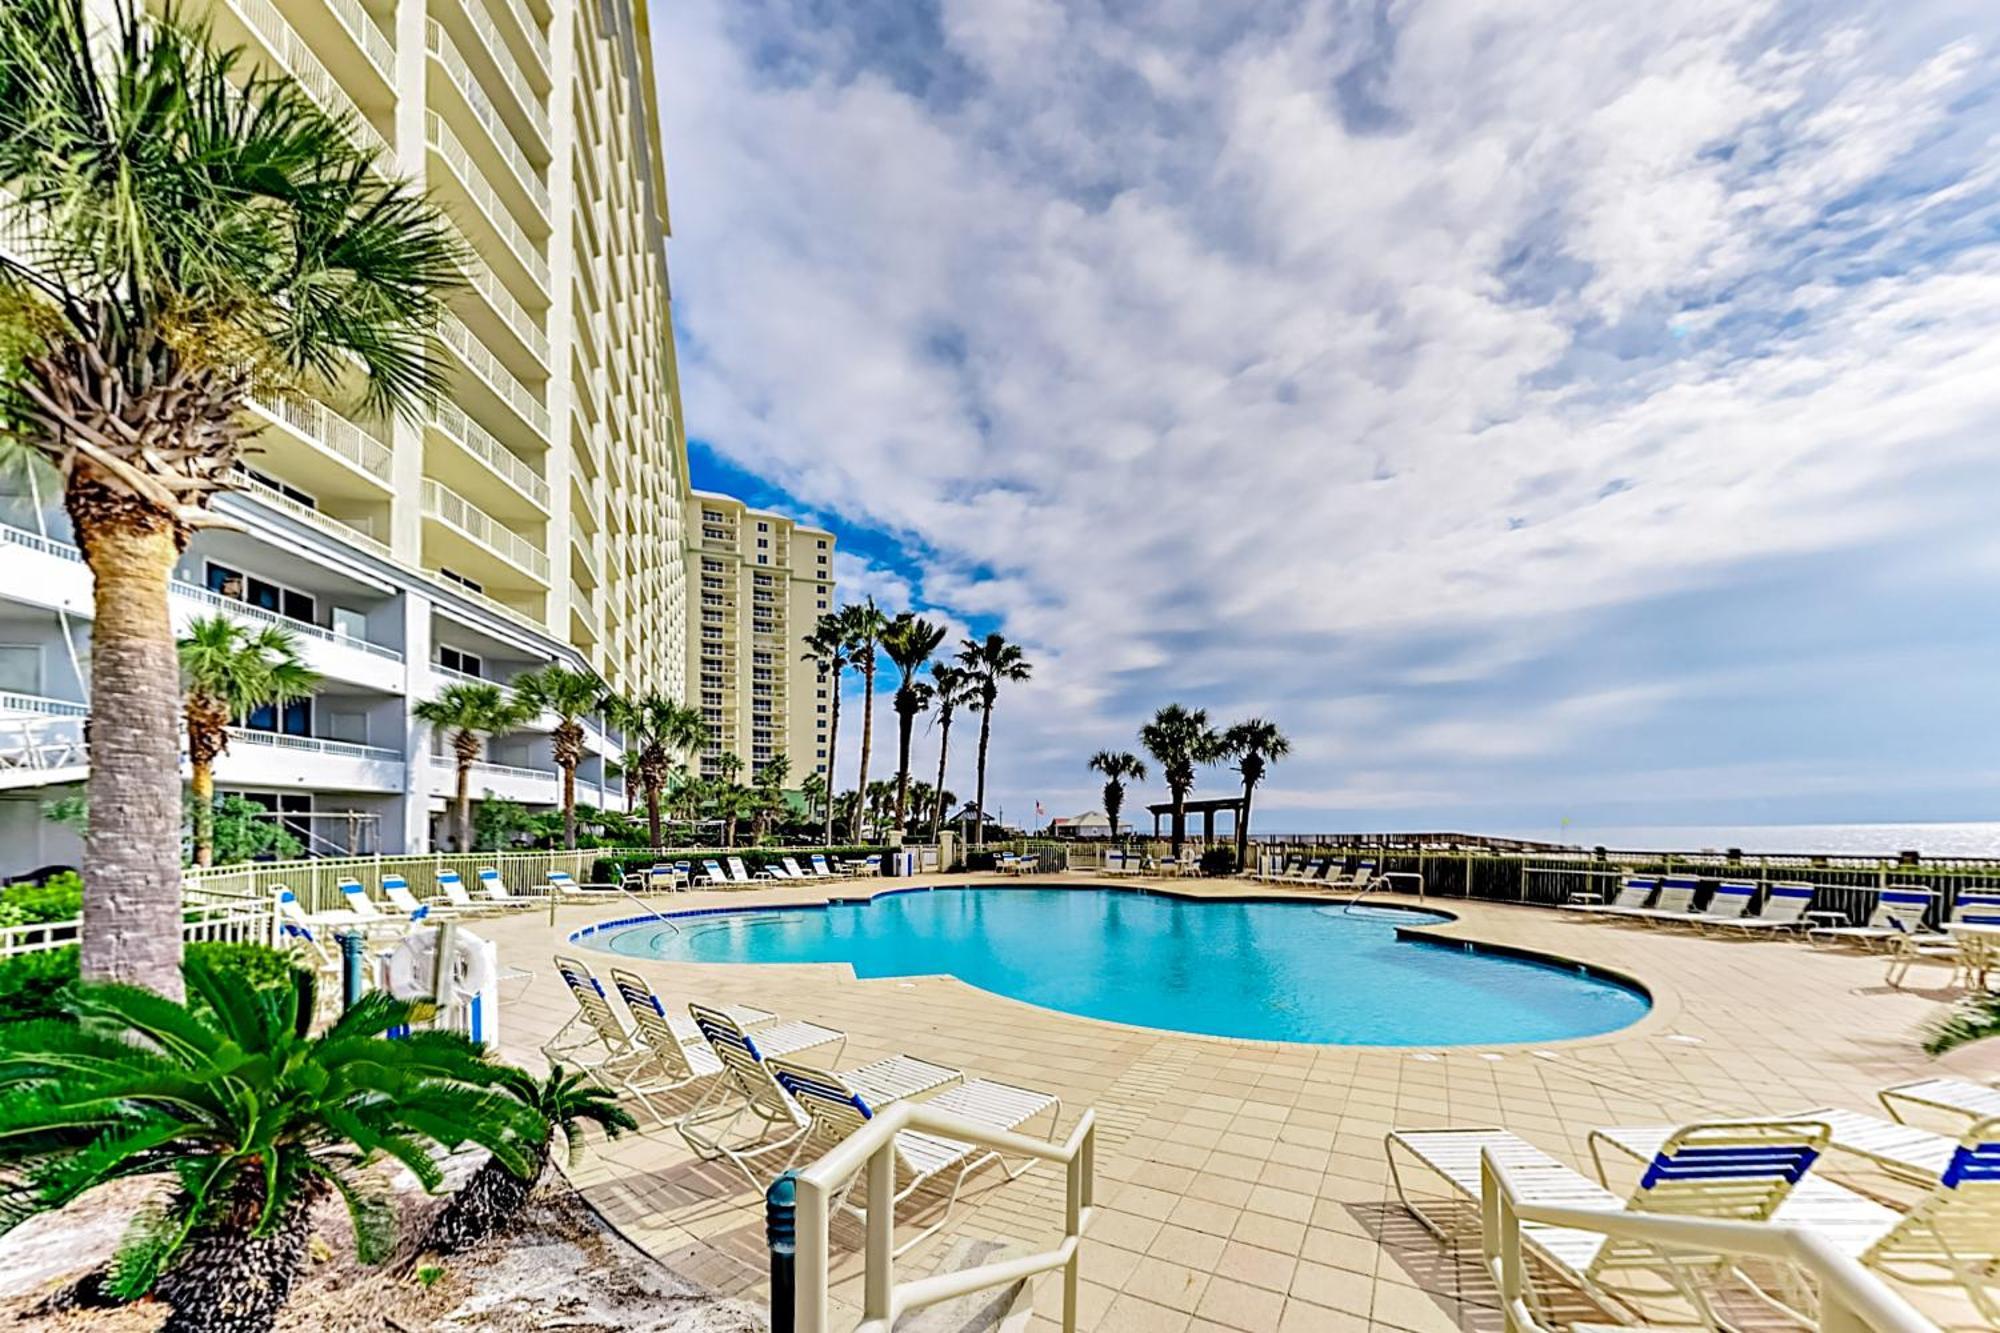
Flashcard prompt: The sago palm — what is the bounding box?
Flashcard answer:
[882,613,947,833]
[1139,704,1222,859]
[413,682,525,852]
[927,662,974,839]
[837,598,889,826]
[956,633,1033,847]
[801,614,846,843]
[177,615,318,867]
[422,1064,634,1255]
[1087,750,1148,844]
[512,664,607,851]
[0,0,459,997]
[0,958,541,1333]
[1220,718,1290,870]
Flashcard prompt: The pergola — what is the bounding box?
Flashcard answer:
[1145,796,1246,844]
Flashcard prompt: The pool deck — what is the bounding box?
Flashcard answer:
[475,872,1985,1331]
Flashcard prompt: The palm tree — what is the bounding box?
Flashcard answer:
[749,752,790,842]
[177,616,319,867]
[605,693,705,849]
[801,614,846,844]
[955,633,1033,848]
[0,959,541,1333]
[927,662,974,840]
[413,683,525,852]
[799,770,830,829]
[0,1,460,997]
[1220,718,1290,870]
[863,779,896,841]
[511,665,608,851]
[423,1064,634,1254]
[882,614,948,835]
[1087,751,1148,845]
[1139,704,1221,859]
[837,599,889,829]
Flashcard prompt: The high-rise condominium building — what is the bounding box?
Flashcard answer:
[0,0,688,870]
[686,491,837,784]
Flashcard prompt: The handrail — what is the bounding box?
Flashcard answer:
[1477,1149,1936,1333]
[790,1104,1095,1333]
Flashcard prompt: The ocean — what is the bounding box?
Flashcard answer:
[1486,822,2000,857]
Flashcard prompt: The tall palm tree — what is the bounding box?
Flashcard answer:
[0,0,460,996]
[955,633,1033,848]
[413,683,524,852]
[927,662,974,840]
[749,752,789,841]
[711,750,746,846]
[1138,704,1221,859]
[837,598,890,831]
[178,617,319,868]
[607,694,705,849]
[512,665,608,850]
[1087,750,1148,845]
[801,614,846,845]
[882,614,948,835]
[799,770,830,829]
[1220,718,1291,870]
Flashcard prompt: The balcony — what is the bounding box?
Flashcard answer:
[487,0,549,77]
[450,227,548,372]
[426,112,548,297]
[426,20,547,219]
[246,394,393,499]
[223,471,392,562]
[218,727,405,794]
[420,477,549,585]
[442,0,549,151]
[219,0,388,158]
[570,529,600,588]
[570,588,599,643]
[171,578,404,692]
[426,399,549,517]
[437,313,550,446]
[428,752,557,805]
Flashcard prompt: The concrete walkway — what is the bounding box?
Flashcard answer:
[472,873,1980,1331]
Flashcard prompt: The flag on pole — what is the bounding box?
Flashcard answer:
[1034,801,1045,818]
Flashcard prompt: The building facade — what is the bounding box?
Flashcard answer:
[0,0,689,871]
[685,491,836,784]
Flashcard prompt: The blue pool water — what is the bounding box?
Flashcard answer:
[590,887,1649,1045]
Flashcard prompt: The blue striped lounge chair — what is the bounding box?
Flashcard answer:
[1708,881,1816,933]
[769,1056,1061,1255]
[808,854,840,879]
[1880,1075,2000,1128]
[699,859,730,887]
[725,857,758,884]
[475,866,539,907]
[601,967,776,1123]
[1807,885,1936,950]
[1621,874,1702,926]
[1558,876,1656,916]
[1390,1119,1835,1327]
[337,878,413,934]
[273,889,337,969]
[435,868,502,915]
[379,874,443,921]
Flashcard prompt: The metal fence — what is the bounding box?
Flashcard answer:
[183,848,601,917]
[0,897,277,960]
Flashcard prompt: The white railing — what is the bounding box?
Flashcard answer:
[430,753,558,784]
[421,478,550,582]
[0,517,80,563]
[322,0,395,84]
[0,692,88,718]
[425,20,548,214]
[1478,1151,1936,1333]
[570,585,599,638]
[428,399,550,508]
[453,231,550,365]
[172,579,404,662]
[0,712,87,775]
[486,0,548,74]
[226,727,402,764]
[0,898,276,960]
[249,394,393,482]
[452,0,549,146]
[437,313,550,438]
[426,112,549,291]
[791,1104,1097,1333]
[186,848,596,916]
[225,473,393,560]
[225,0,388,158]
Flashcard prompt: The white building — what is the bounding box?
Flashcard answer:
[0,0,690,870]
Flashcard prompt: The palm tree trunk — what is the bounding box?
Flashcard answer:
[1170,789,1186,858]
[425,1150,548,1254]
[856,664,876,822]
[156,1180,317,1333]
[1235,779,1254,870]
[189,758,215,869]
[822,687,841,845]
[893,706,914,836]
[646,784,662,849]
[973,705,993,848]
[455,762,472,851]
[931,717,951,839]
[74,505,185,999]
[1105,787,1120,844]
[561,764,577,850]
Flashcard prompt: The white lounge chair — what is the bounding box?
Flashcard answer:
[1686,879,1755,928]
[1880,1076,2000,1128]
[677,1005,952,1189]
[725,857,758,884]
[434,869,505,916]
[698,859,730,887]
[769,1057,1061,1254]
[1707,881,1816,934]
[1326,859,1379,892]
[1807,885,1935,949]
[1280,858,1326,885]
[602,967,777,1123]
[1619,874,1701,926]
[1390,1119,1836,1326]
[807,854,841,879]
[338,878,419,934]
[273,889,339,970]
[1558,875,1655,916]
[381,873,462,921]
[781,856,813,880]
[474,866,542,908]
[544,955,768,1080]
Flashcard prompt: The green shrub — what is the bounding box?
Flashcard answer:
[960,851,998,873]
[0,941,306,1025]
[1199,847,1239,877]
[1,871,84,924]
[591,845,889,883]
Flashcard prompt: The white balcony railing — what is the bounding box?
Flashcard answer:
[249,394,393,483]
[0,519,85,564]
[488,0,549,75]
[225,0,388,158]
[453,0,549,146]
[430,753,557,786]
[0,692,89,719]
[453,232,549,366]
[322,0,395,84]
[425,20,548,214]
[428,400,550,509]
[171,578,404,662]
[226,728,401,764]
[426,112,549,292]
[570,586,599,638]
[421,477,549,582]
[226,472,393,561]
[437,314,550,439]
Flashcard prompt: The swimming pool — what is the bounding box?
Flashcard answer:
[585,886,1649,1046]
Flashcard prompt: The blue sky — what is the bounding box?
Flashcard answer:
[663,0,2000,833]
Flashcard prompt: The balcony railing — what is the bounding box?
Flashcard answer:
[428,399,550,509]
[426,20,547,214]
[453,0,549,146]
[437,313,550,439]
[226,728,401,764]
[488,0,549,74]
[173,579,404,662]
[570,588,599,639]
[0,692,89,718]
[421,477,549,582]
[226,0,388,158]
[248,394,392,483]
[430,753,557,785]
[426,112,549,292]
[322,0,395,84]
[0,519,85,564]
[226,472,393,561]
[452,229,549,365]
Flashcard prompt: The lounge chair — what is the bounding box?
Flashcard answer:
[435,869,504,916]
[1619,874,1701,926]
[725,857,758,884]
[1884,896,2000,987]
[677,1004,951,1188]
[769,1056,1061,1254]
[1686,879,1755,928]
[1388,1119,1836,1326]
[602,968,778,1123]
[544,955,770,1078]
[698,859,730,887]
[1796,1105,1963,1186]
[1707,881,1816,934]
[473,866,542,908]
[1281,858,1327,885]
[273,890,339,970]
[1807,884,1935,949]
[1558,876,1656,916]
[381,874,460,920]
[781,856,812,879]
[1326,859,1379,892]
[1880,1076,2000,1128]
[338,878,421,932]
[807,854,841,879]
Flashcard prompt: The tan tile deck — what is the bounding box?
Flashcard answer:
[473,873,1981,1330]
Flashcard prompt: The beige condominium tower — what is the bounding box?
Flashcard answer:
[0,0,690,866]
[686,492,837,784]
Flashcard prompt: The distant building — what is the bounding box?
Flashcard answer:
[1046,811,1112,839]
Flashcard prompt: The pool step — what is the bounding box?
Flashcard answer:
[898,1236,1035,1333]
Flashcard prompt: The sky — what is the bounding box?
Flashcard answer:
[652,0,2000,836]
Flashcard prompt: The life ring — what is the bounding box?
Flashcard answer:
[383,927,497,1004]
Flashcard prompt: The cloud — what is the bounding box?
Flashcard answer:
[659,1,2000,831]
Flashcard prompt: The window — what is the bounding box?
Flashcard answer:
[757,555,768,565]
[0,645,41,693]
[816,704,827,714]
[752,652,771,665]
[205,562,317,625]
[439,568,484,594]
[437,645,483,677]
[237,465,315,508]
[817,599,828,610]
[757,522,768,532]
[244,696,313,738]
[817,539,827,549]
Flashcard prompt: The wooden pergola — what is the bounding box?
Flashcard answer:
[1145,796,1245,843]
